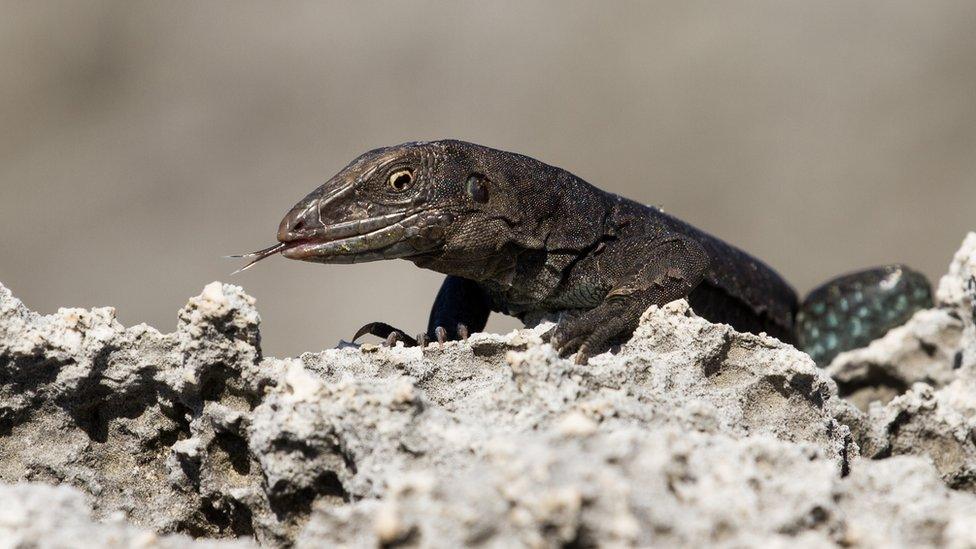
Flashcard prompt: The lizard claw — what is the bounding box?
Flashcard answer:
[550,301,641,365]
[353,322,472,350]
[574,345,590,365]
[352,322,419,347]
[553,334,586,359]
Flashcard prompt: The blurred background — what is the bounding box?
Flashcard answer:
[2,1,975,357]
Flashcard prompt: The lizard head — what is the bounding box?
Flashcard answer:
[232,140,535,274]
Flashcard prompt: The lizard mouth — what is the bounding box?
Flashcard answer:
[229,212,420,272]
[280,211,421,264]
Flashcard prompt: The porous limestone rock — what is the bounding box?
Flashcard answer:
[828,232,976,409]
[0,483,251,548]
[857,380,976,490]
[832,234,976,491]
[826,309,965,409]
[1,232,976,547]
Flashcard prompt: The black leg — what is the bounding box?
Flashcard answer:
[426,275,491,341]
[351,276,491,347]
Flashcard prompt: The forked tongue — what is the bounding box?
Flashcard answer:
[226,243,287,275]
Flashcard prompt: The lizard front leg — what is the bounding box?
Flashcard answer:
[353,275,491,346]
[425,275,492,344]
[551,236,709,364]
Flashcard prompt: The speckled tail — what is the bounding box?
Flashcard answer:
[795,265,933,366]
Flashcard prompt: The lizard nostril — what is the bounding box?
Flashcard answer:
[291,219,306,233]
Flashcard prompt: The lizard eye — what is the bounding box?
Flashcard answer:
[388,169,414,191]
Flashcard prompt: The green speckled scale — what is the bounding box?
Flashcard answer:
[795,265,933,366]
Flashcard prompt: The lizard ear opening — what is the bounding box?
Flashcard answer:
[465,174,489,204]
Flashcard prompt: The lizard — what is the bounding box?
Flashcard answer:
[232,140,933,366]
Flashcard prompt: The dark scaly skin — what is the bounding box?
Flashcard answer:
[261,140,929,365]
[796,265,932,365]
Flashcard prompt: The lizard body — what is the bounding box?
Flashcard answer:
[238,140,931,365]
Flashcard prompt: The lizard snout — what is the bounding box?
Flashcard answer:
[277,200,319,243]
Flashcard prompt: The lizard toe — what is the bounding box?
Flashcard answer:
[384,331,401,347]
[555,334,587,358]
[551,304,619,354]
[578,314,639,360]
[551,319,590,351]
[352,321,419,347]
[574,345,590,365]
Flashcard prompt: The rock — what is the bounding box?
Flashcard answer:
[940,232,976,376]
[826,308,965,410]
[1,232,976,547]
[0,281,287,543]
[826,234,976,490]
[837,456,976,547]
[856,380,976,490]
[827,232,976,411]
[0,482,252,548]
[937,232,976,315]
[299,432,976,548]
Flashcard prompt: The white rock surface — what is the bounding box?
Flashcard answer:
[1,232,975,547]
[830,234,976,492]
[828,233,976,410]
[0,483,251,549]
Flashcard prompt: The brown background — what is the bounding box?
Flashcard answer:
[2,1,974,358]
